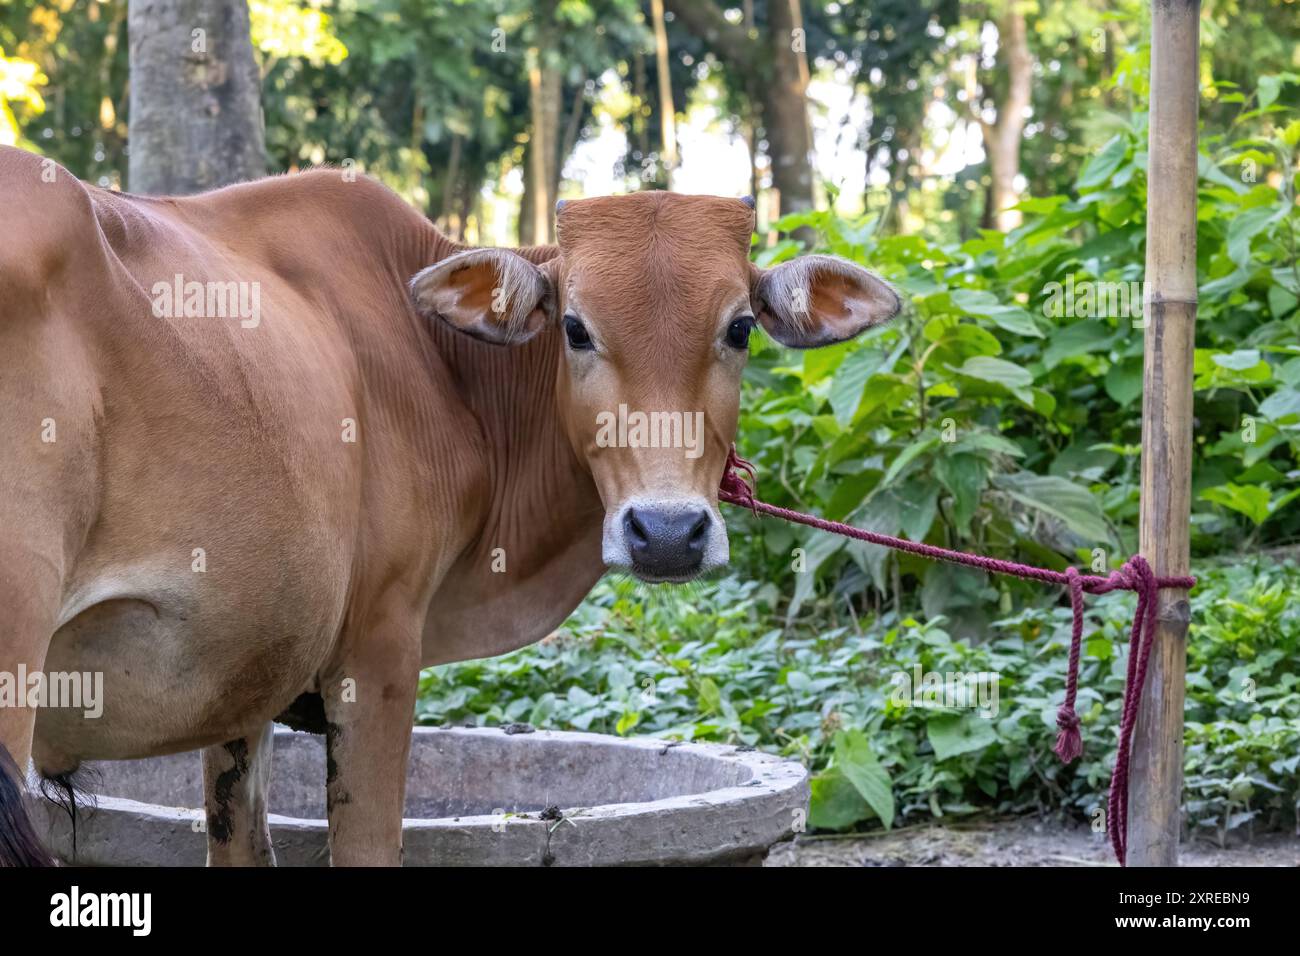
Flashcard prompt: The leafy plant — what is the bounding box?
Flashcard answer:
[727,87,1299,624]
[418,559,1300,839]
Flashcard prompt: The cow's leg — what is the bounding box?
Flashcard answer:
[0,579,58,867]
[203,721,276,866]
[0,474,86,867]
[0,535,68,866]
[1,269,100,866]
[321,630,419,866]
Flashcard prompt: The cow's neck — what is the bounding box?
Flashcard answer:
[405,234,607,662]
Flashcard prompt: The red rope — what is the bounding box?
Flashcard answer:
[718,446,1194,866]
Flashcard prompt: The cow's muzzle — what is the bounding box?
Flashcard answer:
[603,497,729,582]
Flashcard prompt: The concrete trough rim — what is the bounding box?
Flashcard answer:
[40,725,810,866]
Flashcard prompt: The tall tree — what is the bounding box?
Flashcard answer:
[517,0,645,242]
[525,7,562,244]
[649,0,676,184]
[128,0,266,194]
[662,0,817,215]
[967,2,1032,231]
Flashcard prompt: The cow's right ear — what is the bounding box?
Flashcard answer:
[410,248,556,345]
[751,254,901,349]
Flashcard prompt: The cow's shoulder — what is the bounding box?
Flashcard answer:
[196,166,421,236]
[174,167,433,288]
[0,147,104,293]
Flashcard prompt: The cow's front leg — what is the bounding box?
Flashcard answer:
[321,633,419,866]
[203,721,276,866]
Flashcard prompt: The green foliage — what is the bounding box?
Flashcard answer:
[417,560,1300,837]
[731,91,1300,625]
[0,42,43,148]
[415,84,1300,842]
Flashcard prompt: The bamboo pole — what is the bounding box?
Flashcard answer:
[1129,0,1200,867]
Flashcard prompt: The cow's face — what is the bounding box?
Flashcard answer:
[410,192,900,583]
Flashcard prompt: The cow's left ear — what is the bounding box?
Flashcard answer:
[410,248,557,345]
[751,254,901,349]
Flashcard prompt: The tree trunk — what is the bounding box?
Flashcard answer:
[127,0,266,195]
[541,66,562,218]
[632,49,650,162]
[650,0,677,185]
[458,184,476,245]
[661,0,816,217]
[440,133,463,231]
[519,151,535,246]
[559,71,587,176]
[526,43,562,244]
[764,0,815,214]
[980,8,1032,232]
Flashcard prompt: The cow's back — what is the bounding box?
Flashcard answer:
[0,148,479,764]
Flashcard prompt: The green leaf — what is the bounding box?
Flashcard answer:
[615,711,640,735]
[833,729,895,829]
[1086,637,1113,660]
[1200,484,1272,525]
[1105,358,1144,406]
[882,436,938,487]
[1227,206,1282,269]
[951,431,1025,458]
[1043,320,1117,370]
[696,677,722,715]
[926,713,998,761]
[950,289,1043,337]
[801,339,851,384]
[828,346,884,426]
[1076,135,1127,190]
[808,769,872,830]
[993,472,1113,543]
[826,331,910,426]
[1260,387,1300,423]
[955,355,1034,390]
[897,482,940,542]
[934,453,988,533]
[1268,284,1298,319]
[1258,74,1282,110]
[1211,349,1263,371]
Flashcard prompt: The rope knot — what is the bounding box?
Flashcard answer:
[1125,553,1154,591]
[713,449,1195,867]
[1053,566,1086,765]
[718,445,758,513]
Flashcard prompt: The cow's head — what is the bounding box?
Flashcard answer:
[410,193,900,582]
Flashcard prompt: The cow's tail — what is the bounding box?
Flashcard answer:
[0,742,54,867]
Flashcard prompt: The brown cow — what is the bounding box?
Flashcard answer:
[0,144,899,866]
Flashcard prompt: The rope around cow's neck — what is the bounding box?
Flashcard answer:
[717,446,1195,867]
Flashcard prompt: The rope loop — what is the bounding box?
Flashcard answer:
[717,445,1193,867]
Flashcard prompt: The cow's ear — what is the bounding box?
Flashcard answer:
[751,254,901,349]
[410,249,556,345]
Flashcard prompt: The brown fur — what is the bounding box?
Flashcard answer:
[0,146,898,865]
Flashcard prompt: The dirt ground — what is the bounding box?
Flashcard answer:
[765,816,1300,867]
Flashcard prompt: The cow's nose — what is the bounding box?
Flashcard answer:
[623,506,711,579]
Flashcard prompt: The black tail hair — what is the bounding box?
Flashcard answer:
[40,764,99,863]
[0,742,55,867]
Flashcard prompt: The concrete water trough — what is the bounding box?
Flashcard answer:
[39,725,809,866]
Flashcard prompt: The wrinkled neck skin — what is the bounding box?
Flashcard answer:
[405,234,607,666]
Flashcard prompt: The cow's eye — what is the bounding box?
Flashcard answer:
[726,316,755,350]
[564,314,593,351]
